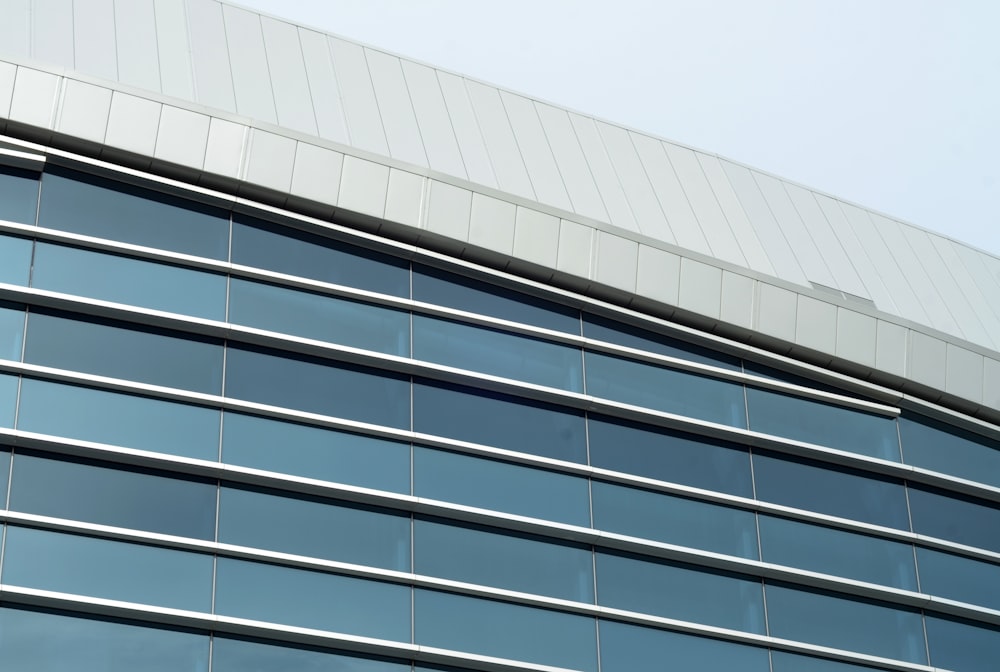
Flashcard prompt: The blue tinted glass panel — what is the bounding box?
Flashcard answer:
[24,310,224,393]
[585,351,747,427]
[596,551,765,633]
[18,378,220,461]
[2,526,213,611]
[926,614,1000,672]
[212,636,409,672]
[900,414,1000,488]
[231,215,409,297]
[0,167,39,225]
[771,651,888,672]
[583,313,741,370]
[917,547,1000,611]
[0,373,16,428]
[0,234,32,285]
[592,481,759,559]
[215,558,410,641]
[413,314,583,391]
[31,242,227,320]
[765,583,926,663]
[744,361,866,398]
[414,380,586,462]
[909,485,1000,552]
[413,263,580,333]
[414,518,593,602]
[747,388,900,461]
[759,515,917,590]
[599,619,769,672]
[589,415,752,496]
[413,447,590,526]
[0,301,24,361]
[222,412,409,493]
[415,589,597,671]
[229,278,409,356]
[0,447,9,505]
[219,485,410,571]
[0,606,209,671]
[225,345,410,429]
[38,169,229,259]
[753,451,910,529]
[9,452,216,539]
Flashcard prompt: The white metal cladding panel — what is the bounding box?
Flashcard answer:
[401,60,467,179]
[436,70,496,188]
[599,125,672,241]
[185,0,236,113]
[365,48,428,168]
[260,16,317,136]
[465,79,535,200]
[929,236,1000,348]
[0,0,30,61]
[499,91,572,212]
[115,0,161,93]
[297,28,349,146]
[948,241,1000,334]
[328,36,388,156]
[625,132,690,248]
[569,112,637,233]
[154,0,195,101]
[534,102,609,222]
[223,5,277,124]
[73,0,117,82]
[32,0,74,70]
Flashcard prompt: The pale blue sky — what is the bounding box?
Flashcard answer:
[237,0,1000,256]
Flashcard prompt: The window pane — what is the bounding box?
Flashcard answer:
[225,344,410,429]
[764,583,926,664]
[926,614,1000,672]
[583,313,741,370]
[415,589,597,671]
[759,514,917,590]
[0,606,209,671]
[414,517,593,602]
[413,380,586,462]
[413,314,583,391]
[219,485,410,571]
[0,372,16,428]
[752,451,910,529]
[591,481,759,559]
[596,551,765,633]
[0,301,24,361]
[2,526,213,611]
[771,651,889,672]
[908,485,1000,552]
[413,446,590,527]
[585,351,747,427]
[231,215,409,297]
[0,233,32,285]
[917,546,1000,611]
[598,619,769,672]
[31,242,227,320]
[222,412,409,493]
[212,636,409,672]
[0,166,39,225]
[9,452,216,539]
[588,415,752,497]
[38,168,229,259]
[24,310,224,394]
[18,378,220,461]
[229,278,409,356]
[214,557,410,641]
[0,447,9,505]
[747,388,900,461]
[413,263,579,333]
[900,413,1000,488]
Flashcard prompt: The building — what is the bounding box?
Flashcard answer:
[0,1,998,671]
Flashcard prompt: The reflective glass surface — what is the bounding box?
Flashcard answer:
[771,651,887,672]
[0,301,24,361]
[219,485,410,571]
[899,413,1000,488]
[214,558,410,641]
[229,278,409,356]
[414,589,597,671]
[9,452,217,539]
[0,373,16,428]
[908,485,1000,552]
[231,215,409,297]
[212,636,409,672]
[583,313,742,370]
[222,412,410,493]
[598,619,770,672]
[926,614,1000,672]
[414,380,586,462]
[413,314,583,391]
[17,377,221,460]
[414,517,594,602]
[0,447,9,505]
[413,446,591,526]
[753,451,910,529]
[0,233,32,285]
[39,168,229,259]
[585,351,747,427]
[916,546,1000,611]
[2,526,213,611]
[0,167,39,225]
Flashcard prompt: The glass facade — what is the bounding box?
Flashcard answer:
[0,163,997,672]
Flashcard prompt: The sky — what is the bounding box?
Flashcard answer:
[236,0,1000,257]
